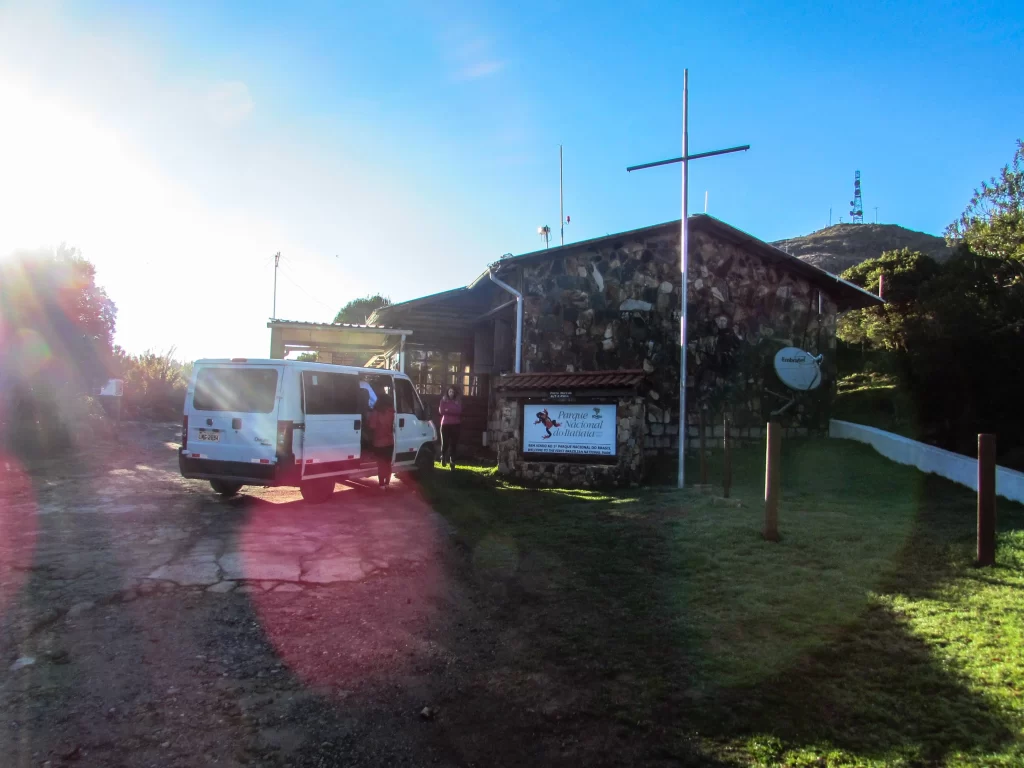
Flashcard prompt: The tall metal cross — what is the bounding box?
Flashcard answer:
[627,69,750,489]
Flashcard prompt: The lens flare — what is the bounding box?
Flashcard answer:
[240,483,444,692]
[0,454,39,615]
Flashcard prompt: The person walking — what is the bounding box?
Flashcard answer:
[367,393,396,489]
[438,385,463,470]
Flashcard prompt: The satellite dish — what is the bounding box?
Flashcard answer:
[773,347,823,391]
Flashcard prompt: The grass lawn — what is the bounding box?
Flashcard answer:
[420,439,1024,767]
[834,372,920,439]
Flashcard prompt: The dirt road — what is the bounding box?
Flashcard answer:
[1,423,469,767]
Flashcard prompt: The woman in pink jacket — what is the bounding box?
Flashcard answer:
[437,385,463,470]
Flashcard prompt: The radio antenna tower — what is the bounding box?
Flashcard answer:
[849,170,864,224]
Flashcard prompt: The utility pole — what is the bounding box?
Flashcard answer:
[874,206,879,224]
[627,70,750,489]
[272,251,281,319]
[559,145,565,246]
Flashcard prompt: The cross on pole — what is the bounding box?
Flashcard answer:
[627,69,750,489]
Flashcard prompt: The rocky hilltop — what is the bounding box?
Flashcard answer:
[772,223,953,275]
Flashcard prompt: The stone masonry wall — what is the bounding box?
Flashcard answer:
[493,395,645,488]
[511,222,839,460]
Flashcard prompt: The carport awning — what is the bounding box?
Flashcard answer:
[267,320,413,363]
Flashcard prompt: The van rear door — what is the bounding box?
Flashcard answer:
[187,364,282,465]
[300,370,362,479]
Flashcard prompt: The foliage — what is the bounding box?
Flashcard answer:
[110,347,193,419]
[295,352,318,362]
[837,248,940,352]
[945,139,1024,262]
[839,242,1024,458]
[0,245,117,454]
[419,441,1024,767]
[0,244,116,391]
[334,294,391,324]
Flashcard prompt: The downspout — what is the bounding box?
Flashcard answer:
[488,269,523,374]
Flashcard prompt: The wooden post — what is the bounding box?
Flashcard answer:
[977,433,996,567]
[699,411,708,485]
[764,421,781,541]
[723,416,732,498]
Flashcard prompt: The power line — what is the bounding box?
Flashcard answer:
[275,265,336,314]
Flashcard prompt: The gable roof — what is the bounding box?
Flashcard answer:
[372,215,883,323]
[485,215,882,310]
[495,370,647,391]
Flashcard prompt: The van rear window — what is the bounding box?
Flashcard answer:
[193,368,278,413]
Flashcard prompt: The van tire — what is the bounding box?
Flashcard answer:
[415,445,436,473]
[300,479,335,504]
[210,480,243,497]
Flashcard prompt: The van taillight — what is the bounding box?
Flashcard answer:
[182,415,188,449]
[276,420,293,460]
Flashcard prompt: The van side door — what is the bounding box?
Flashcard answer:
[393,377,432,468]
[300,370,361,479]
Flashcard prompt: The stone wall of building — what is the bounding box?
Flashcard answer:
[511,223,838,460]
[492,395,645,488]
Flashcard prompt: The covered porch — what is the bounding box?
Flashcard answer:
[369,282,517,457]
[266,320,413,369]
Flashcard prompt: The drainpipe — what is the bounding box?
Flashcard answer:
[488,269,523,374]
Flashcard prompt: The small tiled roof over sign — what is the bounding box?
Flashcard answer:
[496,369,647,391]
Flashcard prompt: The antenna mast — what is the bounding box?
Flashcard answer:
[849,171,864,224]
[559,145,564,246]
[272,251,281,319]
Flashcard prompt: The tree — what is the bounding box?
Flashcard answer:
[838,249,940,352]
[1,245,117,452]
[945,139,1024,263]
[295,352,318,362]
[334,294,391,324]
[0,244,116,391]
[111,347,193,418]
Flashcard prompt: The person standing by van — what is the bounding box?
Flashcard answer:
[438,386,463,470]
[367,394,396,489]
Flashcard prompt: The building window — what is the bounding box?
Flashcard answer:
[406,349,468,395]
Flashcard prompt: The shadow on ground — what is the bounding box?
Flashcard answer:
[414,440,1024,766]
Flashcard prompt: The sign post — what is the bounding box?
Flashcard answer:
[627,71,750,489]
[764,421,781,542]
[977,433,996,566]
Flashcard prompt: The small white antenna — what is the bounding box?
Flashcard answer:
[538,225,551,248]
[704,190,708,213]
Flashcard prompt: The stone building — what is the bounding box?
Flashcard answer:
[369,214,881,487]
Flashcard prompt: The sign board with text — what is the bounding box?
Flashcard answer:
[522,403,617,456]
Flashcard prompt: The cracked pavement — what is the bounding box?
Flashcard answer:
[1,422,464,767]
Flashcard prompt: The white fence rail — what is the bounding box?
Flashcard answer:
[829,419,1024,505]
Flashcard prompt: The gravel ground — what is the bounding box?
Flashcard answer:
[0,423,476,768]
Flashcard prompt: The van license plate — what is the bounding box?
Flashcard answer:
[198,431,220,442]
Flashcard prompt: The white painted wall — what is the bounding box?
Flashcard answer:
[829,420,1024,505]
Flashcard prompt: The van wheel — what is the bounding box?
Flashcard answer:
[210,480,243,497]
[415,445,436,473]
[300,479,335,504]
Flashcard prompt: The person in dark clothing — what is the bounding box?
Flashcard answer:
[367,394,396,488]
[437,385,463,470]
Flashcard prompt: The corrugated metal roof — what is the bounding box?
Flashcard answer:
[267,319,412,333]
[495,370,647,391]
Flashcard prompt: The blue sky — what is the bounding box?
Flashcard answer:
[1,0,1021,360]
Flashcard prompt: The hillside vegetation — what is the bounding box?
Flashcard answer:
[773,223,953,274]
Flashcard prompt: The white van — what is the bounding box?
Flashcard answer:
[178,359,437,502]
